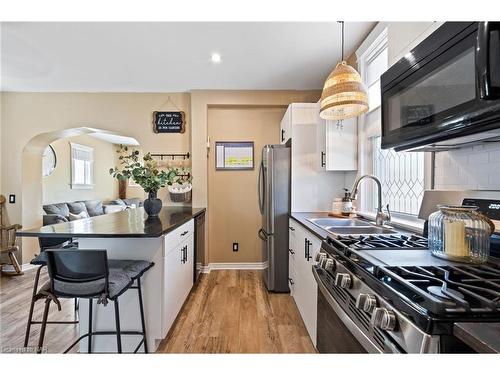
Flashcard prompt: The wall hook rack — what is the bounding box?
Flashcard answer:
[150,152,190,161]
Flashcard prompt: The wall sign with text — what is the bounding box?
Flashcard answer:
[153,111,186,133]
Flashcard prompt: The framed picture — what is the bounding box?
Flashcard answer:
[215,141,254,170]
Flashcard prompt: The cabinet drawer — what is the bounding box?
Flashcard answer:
[164,219,194,256]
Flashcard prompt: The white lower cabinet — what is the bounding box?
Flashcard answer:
[162,219,194,336]
[288,218,320,346]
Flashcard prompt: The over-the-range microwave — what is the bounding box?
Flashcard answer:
[381,22,500,151]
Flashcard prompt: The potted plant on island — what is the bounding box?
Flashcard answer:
[109,145,169,217]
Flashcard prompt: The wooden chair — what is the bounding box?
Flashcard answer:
[0,224,23,275]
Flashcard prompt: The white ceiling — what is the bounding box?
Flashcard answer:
[0,22,375,92]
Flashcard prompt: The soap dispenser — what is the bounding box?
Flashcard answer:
[341,189,352,217]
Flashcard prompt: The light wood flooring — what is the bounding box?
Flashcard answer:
[1,268,315,353]
[158,270,315,353]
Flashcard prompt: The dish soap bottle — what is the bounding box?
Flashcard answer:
[341,189,352,217]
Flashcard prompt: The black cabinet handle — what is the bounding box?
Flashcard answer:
[288,248,295,255]
[321,151,326,167]
[289,226,295,231]
[288,277,294,285]
[181,245,188,263]
[281,129,285,142]
[306,239,312,261]
[181,231,188,236]
[304,238,308,259]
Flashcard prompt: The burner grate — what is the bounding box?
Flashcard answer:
[334,234,428,250]
[378,264,500,314]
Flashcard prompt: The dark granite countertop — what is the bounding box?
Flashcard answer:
[454,322,500,353]
[18,206,206,239]
[289,212,332,240]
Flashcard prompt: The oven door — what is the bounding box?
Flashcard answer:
[381,22,500,151]
[314,267,375,353]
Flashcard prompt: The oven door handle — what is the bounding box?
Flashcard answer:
[477,22,500,99]
[312,266,385,354]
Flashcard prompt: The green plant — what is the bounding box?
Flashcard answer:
[165,166,193,186]
[109,145,169,193]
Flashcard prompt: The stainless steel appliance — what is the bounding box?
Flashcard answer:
[381,22,500,151]
[194,210,205,282]
[314,228,500,353]
[257,144,291,292]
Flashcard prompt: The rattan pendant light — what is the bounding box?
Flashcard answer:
[320,22,368,120]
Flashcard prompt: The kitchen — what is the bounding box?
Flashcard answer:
[0,3,499,373]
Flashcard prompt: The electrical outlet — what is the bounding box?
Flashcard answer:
[232,243,239,252]
[8,194,15,204]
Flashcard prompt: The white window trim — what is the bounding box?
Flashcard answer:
[355,26,432,232]
[70,142,94,190]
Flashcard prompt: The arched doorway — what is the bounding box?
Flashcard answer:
[20,127,141,263]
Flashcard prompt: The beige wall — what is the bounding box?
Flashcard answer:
[190,91,320,265]
[42,134,119,204]
[1,92,190,262]
[208,107,283,263]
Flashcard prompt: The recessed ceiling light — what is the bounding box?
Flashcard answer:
[211,52,222,64]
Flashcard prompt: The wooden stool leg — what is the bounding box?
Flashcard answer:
[37,298,51,354]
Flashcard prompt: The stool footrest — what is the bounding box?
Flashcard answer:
[63,330,145,354]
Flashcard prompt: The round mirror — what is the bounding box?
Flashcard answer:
[42,145,57,177]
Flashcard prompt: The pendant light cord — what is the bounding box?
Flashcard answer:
[341,21,345,61]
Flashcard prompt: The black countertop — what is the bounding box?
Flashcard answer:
[454,323,500,353]
[18,206,206,239]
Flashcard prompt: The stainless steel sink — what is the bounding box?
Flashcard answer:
[308,217,369,227]
[307,216,396,235]
[325,226,397,235]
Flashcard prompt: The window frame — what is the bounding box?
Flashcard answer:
[70,142,94,190]
[355,25,432,232]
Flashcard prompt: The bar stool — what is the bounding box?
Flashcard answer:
[36,249,153,354]
[24,238,79,348]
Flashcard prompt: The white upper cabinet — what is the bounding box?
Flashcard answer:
[317,114,358,171]
[280,105,292,144]
[387,22,444,67]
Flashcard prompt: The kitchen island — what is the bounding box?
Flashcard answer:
[18,206,206,353]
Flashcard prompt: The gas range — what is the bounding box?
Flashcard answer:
[314,232,500,353]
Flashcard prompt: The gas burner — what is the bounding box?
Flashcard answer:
[427,286,465,301]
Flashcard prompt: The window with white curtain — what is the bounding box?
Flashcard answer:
[70,143,94,189]
[356,26,427,226]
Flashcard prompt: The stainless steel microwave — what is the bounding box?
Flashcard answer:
[381,22,500,151]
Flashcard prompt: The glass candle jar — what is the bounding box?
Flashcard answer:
[428,205,494,264]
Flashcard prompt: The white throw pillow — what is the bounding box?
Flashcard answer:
[68,211,90,221]
[104,205,126,214]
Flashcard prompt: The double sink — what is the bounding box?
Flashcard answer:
[308,217,396,235]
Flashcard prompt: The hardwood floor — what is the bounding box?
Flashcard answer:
[1,268,315,353]
[0,267,78,353]
[157,270,316,353]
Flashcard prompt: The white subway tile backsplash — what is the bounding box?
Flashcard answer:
[434,142,500,190]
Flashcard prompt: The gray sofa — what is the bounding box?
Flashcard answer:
[43,198,143,226]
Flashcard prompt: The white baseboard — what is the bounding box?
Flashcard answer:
[200,262,266,273]
[2,263,38,273]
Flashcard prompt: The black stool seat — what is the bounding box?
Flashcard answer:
[38,260,153,301]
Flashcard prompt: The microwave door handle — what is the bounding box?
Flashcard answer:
[477,22,500,99]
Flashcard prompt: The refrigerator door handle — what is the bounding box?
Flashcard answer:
[258,161,265,214]
[258,228,268,242]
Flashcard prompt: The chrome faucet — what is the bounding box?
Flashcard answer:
[348,174,391,226]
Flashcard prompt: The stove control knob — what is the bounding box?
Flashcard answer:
[324,259,335,273]
[317,254,327,267]
[371,308,397,331]
[316,252,326,262]
[355,293,377,313]
[334,273,352,289]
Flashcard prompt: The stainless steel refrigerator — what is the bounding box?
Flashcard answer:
[257,144,290,292]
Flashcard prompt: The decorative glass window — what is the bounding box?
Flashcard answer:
[372,136,424,217]
[70,143,94,189]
